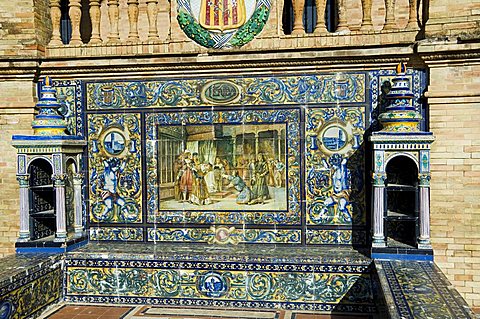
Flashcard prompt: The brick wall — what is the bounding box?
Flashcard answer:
[427,60,480,309]
[426,0,480,38]
[0,0,39,57]
[0,81,35,256]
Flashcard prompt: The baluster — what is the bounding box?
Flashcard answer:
[336,0,349,32]
[291,0,305,35]
[147,0,160,40]
[127,0,140,42]
[69,0,83,45]
[107,0,120,43]
[314,0,328,33]
[127,0,140,41]
[383,0,396,30]
[89,0,102,44]
[360,0,373,31]
[407,0,418,29]
[49,0,62,46]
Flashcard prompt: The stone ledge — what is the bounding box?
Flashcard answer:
[45,30,419,60]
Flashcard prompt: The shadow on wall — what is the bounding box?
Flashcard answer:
[333,264,387,318]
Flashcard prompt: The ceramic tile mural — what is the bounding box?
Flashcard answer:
[145,109,301,226]
[51,69,426,245]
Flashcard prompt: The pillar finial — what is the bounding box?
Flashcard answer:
[378,63,422,133]
[31,77,68,136]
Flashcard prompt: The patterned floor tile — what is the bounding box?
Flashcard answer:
[44,305,134,319]
[42,305,377,319]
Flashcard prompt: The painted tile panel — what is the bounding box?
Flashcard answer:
[87,113,142,223]
[305,107,366,227]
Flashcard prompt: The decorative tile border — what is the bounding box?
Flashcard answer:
[89,227,144,241]
[65,258,375,312]
[306,229,367,245]
[147,227,301,244]
[49,80,84,136]
[86,74,366,110]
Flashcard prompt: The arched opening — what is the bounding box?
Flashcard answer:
[385,155,419,247]
[28,158,56,240]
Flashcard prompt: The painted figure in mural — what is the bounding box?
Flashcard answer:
[250,153,270,204]
[274,159,285,188]
[178,150,194,202]
[173,153,184,201]
[225,171,253,204]
[99,157,127,216]
[190,153,212,205]
[267,157,275,186]
[213,157,225,192]
[321,154,351,222]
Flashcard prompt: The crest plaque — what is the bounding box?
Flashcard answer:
[177,0,271,48]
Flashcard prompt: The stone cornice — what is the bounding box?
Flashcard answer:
[0,45,415,78]
[417,41,480,63]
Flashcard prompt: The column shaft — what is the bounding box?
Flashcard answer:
[17,175,30,241]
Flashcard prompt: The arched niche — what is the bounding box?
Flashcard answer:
[27,158,56,240]
[384,155,419,247]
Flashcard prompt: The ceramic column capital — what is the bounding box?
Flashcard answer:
[372,172,387,186]
[16,175,30,187]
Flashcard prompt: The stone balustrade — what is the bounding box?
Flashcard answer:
[46,0,422,55]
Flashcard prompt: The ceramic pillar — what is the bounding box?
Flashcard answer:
[127,0,140,42]
[360,0,374,31]
[107,0,120,43]
[336,0,349,32]
[291,0,305,35]
[17,175,30,242]
[146,0,159,40]
[418,173,431,248]
[89,0,102,44]
[406,0,419,29]
[53,174,67,242]
[383,0,396,30]
[69,0,83,45]
[314,0,327,33]
[49,0,63,46]
[73,173,84,238]
[372,173,386,247]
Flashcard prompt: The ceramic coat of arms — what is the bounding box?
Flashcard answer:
[177,0,271,48]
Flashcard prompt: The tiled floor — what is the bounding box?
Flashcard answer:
[45,306,133,319]
[43,305,375,319]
